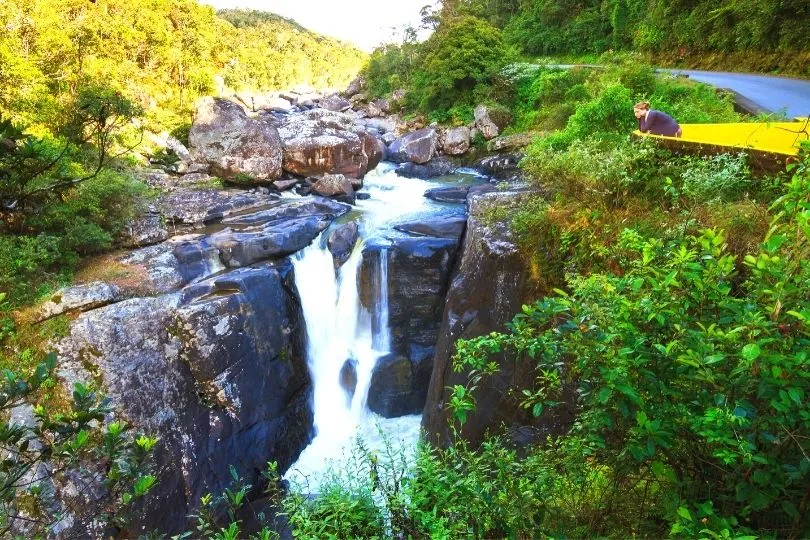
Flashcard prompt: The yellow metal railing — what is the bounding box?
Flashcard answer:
[635,118,808,156]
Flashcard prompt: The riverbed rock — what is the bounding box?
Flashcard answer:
[388,128,438,164]
[328,222,359,268]
[210,198,350,267]
[277,110,383,178]
[475,153,524,179]
[422,190,573,447]
[394,215,467,239]
[320,95,352,112]
[312,174,355,203]
[339,358,358,402]
[343,77,365,98]
[157,189,278,225]
[188,97,283,182]
[490,133,534,151]
[395,157,456,179]
[361,232,464,417]
[54,264,312,535]
[474,105,512,140]
[122,208,169,247]
[442,127,471,155]
[423,185,470,204]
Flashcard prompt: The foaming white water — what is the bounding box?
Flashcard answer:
[289,237,400,486]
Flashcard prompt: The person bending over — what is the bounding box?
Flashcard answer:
[633,101,682,137]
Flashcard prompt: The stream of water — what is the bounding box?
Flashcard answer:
[285,162,484,489]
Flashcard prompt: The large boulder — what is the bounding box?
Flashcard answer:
[422,190,573,448]
[312,174,355,204]
[277,110,383,178]
[157,189,278,226]
[320,95,352,112]
[395,157,456,179]
[388,128,438,164]
[394,215,467,239]
[328,222,359,268]
[474,105,512,141]
[475,153,524,180]
[55,264,312,535]
[442,127,471,155]
[490,133,534,152]
[188,97,283,182]
[33,282,123,323]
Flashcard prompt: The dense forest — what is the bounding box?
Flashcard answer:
[0,1,365,130]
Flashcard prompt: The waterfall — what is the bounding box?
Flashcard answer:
[288,235,390,481]
[372,248,391,352]
[285,162,481,488]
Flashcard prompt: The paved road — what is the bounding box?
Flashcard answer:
[658,69,810,119]
[547,64,810,119]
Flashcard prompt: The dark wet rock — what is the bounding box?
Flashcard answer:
[422,191,573,448]
[220,197,349,226]
[340,358,358,403]
[475,153,524,178]
[388,128,438,164]
[188,97,283,182]
[442,126,471,155]
[394,215,467,239]
[395,157,456,179]
[328,222,359,268]
[367,346,435,417]
[356,193,371,200]
[423,185,470,204]
[119,235,225,295]
[210,217,329,267]
[210,198,350,267]
[361,233,463,417]
[34,282,123,323]
[55,265,312,535]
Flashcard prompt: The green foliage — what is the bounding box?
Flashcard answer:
[369,15,512,115]
[500,0,810,59]
[450,158,810,537]
[0,351,156,536]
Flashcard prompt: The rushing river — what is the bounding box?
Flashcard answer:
[284,162,483,489]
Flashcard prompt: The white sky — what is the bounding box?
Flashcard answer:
[201,0,431,51]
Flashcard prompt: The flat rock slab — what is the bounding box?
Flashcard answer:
[394,216,467,239]
[158,189,279,225]
[34,282,123,322]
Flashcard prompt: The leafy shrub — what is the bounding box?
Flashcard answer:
[680,153,750,202]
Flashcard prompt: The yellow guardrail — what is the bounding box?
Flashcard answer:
[635,118,808,156]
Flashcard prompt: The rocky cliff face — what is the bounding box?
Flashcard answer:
[360,217,465,417]
[47,196,352,534]
[421,190,569,447]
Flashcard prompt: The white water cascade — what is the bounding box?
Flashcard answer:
[285,163,482,488]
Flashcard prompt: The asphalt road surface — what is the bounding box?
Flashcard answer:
[659,69,810,119]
